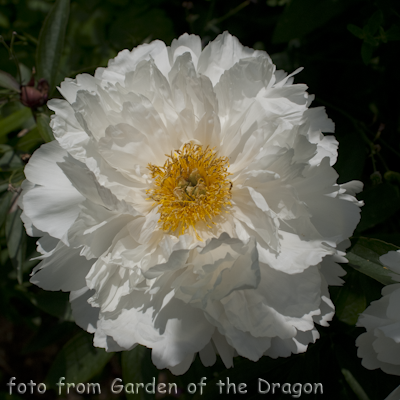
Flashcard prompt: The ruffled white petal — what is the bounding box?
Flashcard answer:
[380,250,400,278]
[198,31,270,86]
[70,287,99,333]
[22,141,84,241]
[30,242,94,291]
[356,281,400,375]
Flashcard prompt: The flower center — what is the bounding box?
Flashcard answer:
[146,142,232,237]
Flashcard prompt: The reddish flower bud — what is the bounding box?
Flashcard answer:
[20,78,49,108]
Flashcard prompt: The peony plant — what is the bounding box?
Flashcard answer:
[19,32,363,374]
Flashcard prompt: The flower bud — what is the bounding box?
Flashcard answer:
[20,78,49,108]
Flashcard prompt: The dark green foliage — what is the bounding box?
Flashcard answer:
[36,0,70,93]
[347,237,400,284]
[45,331,114,389]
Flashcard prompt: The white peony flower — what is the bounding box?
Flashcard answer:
[385,385,400,400]
[20,32,363,374]
[356,250,400,375]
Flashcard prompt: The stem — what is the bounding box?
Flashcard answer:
[10,32,16,53]
[370,150,377,173]
[12,32,22,86]
[315,97,357,124]
[377,152,390,172]
[379,138,400,158]
[0,34,22,86]
[19,32,38,46]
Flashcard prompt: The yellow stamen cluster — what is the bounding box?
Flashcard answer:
[146,142,232,237]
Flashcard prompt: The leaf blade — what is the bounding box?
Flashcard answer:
[0,191,13,228]
[346,237,400,285]
[36,113,54,142]
[331,266,367,325]
[121,346,146,400]
[0,107,32,138]
[36,0,70,92]
[0,70,20,92]
[5,206,26,284]
[347,24,365,39]
[46,331,114,390]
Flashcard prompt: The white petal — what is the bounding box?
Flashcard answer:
[380,250,400,275]
[30,242,94,291]
[95,40,170,83]
[199,340,217,367]
[98,289,214,370]
[22,141,84,241]
[169,33,202,69]
[212,329,235,368]
[385,385,400,400]
[70,287,99,333]
[198,32,270,86]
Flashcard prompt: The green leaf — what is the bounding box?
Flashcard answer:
[36,0,70,92]
[5,206,27,284]
[46,331,114,390]
[140,348,163,400]
[364,10,383,36]
[363,35,379,47]
[0,70,20,92]
[9,168,25,187]
[331,267,367,325]
[0,107,32,138]
[15,126,44,153]
[0,190,13,228]
[346,237,400,285]
[361,42,375,65]
[0,10,10,29]
[347,24,364,39]
[36,113,54,142]
[0,146,23,171]
[272,0,360,43]
[378,26,388,43]
[19,63,34,86]
[356,183,400,232]
[0,182,8,194]
[121,346,146,400]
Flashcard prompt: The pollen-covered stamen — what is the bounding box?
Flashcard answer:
[146,143,232,237]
